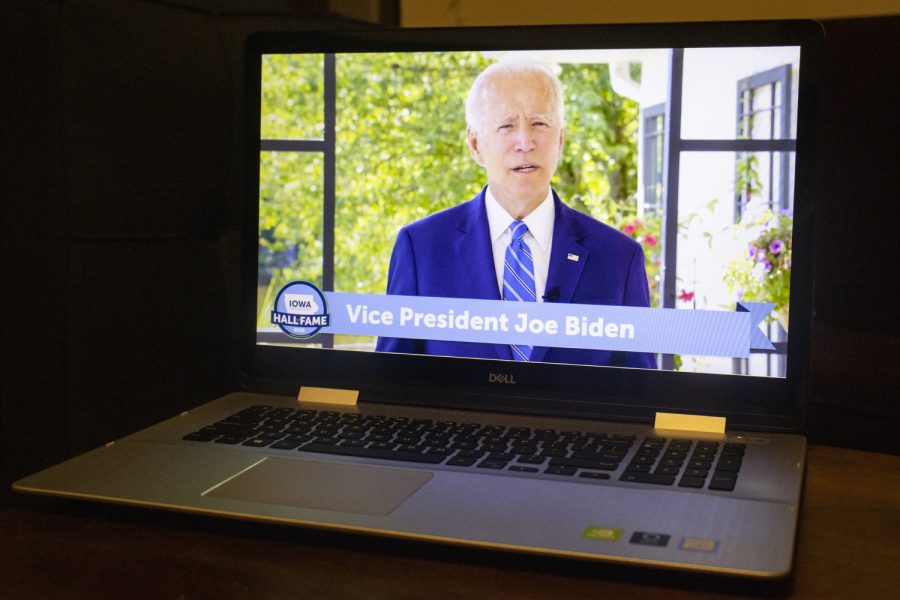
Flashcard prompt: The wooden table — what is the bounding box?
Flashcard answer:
[2,445,899,599]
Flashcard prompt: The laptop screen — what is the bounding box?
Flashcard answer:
[243,22,820,428]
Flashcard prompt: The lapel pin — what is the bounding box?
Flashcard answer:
[567,253,580,262]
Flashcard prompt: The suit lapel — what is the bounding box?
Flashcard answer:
[452,188,512,361]
[530,194,588,364]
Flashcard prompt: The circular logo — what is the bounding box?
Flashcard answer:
[270,281,330,339]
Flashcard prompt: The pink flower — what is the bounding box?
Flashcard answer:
[644,233,658,247]
[622,223,637,235]
[677,289,694,302]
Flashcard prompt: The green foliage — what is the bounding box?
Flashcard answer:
[261,54,324,140]
[332,52,488,294]
[723,201,792,317]
[556,62,639,213]
[258,52,653,324]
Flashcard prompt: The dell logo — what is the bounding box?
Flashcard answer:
[489,373,517,384]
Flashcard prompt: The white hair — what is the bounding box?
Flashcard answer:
[465,59,565,132]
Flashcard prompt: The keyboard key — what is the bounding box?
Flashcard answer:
[509,466,540,473]
[678,476,707,488]
[481,442,509,452]
[544,465,578,476]
[579,471,611,480]
[456,449,486,458]
[183,430,220,442]
[215,435,251,445]
[549,457,619,471]
[691,452,716,461]
[620,472,676,486]
[269,437,308,450]
[716,456,743,471]
[340,440,369,448]
[722,443,747,456]
[313,437,341,446]
[708,470,738,491]
[425,447,455,456]
[539,448,568,458]
[570,449,614,460]
[663,450,688,459]
[450,441,478,450]
[368,442,397,450]
[477,459,508,470]
[446,455,478,467]
[208,423,257,437]
[242,437,274,448]
[603,438,634,447]
[396,444,427,453]
[487,452,516,461]
[624,463,651,473]
[654,465,679,475]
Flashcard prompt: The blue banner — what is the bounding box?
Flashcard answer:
[321,292,775,358]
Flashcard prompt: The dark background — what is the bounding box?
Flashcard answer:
[2,0,898,500]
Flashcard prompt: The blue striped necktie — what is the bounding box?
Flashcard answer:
[503,220,536,360]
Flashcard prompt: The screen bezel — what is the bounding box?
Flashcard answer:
[241,20,822,431]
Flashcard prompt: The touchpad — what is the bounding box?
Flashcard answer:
[206,457,432,516]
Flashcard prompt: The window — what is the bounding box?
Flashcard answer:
[259,53,336,293]
[659,50,797,374]
[735,65,793,219]
[642,103,666,214]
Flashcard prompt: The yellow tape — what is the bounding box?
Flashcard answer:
[298,386,359,406]
[654,412,726,434]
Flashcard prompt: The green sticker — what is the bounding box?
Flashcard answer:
[582,526,623,541]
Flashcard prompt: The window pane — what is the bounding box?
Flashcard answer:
[680,47,799,140]
[261,53,325,140]
[736,151,794,213]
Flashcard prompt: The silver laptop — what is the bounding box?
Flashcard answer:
[14,20,822,578]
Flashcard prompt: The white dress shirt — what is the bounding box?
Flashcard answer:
[484,187,555,301]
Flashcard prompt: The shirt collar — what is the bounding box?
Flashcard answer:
[485,187,555,252]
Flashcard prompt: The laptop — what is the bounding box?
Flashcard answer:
[14,19,822,578]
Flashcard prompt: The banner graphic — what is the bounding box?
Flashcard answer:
[314,292,775,358]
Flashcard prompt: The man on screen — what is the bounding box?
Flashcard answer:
[376,59,656,369]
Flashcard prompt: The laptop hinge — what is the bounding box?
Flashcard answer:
[654,412,726,435]
[297,386,359,406]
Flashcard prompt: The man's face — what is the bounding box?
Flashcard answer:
[467,71,565,216]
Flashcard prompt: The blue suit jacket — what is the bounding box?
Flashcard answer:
[375,188,657,369]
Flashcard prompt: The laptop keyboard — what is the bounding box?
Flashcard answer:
[183,405,745,492]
